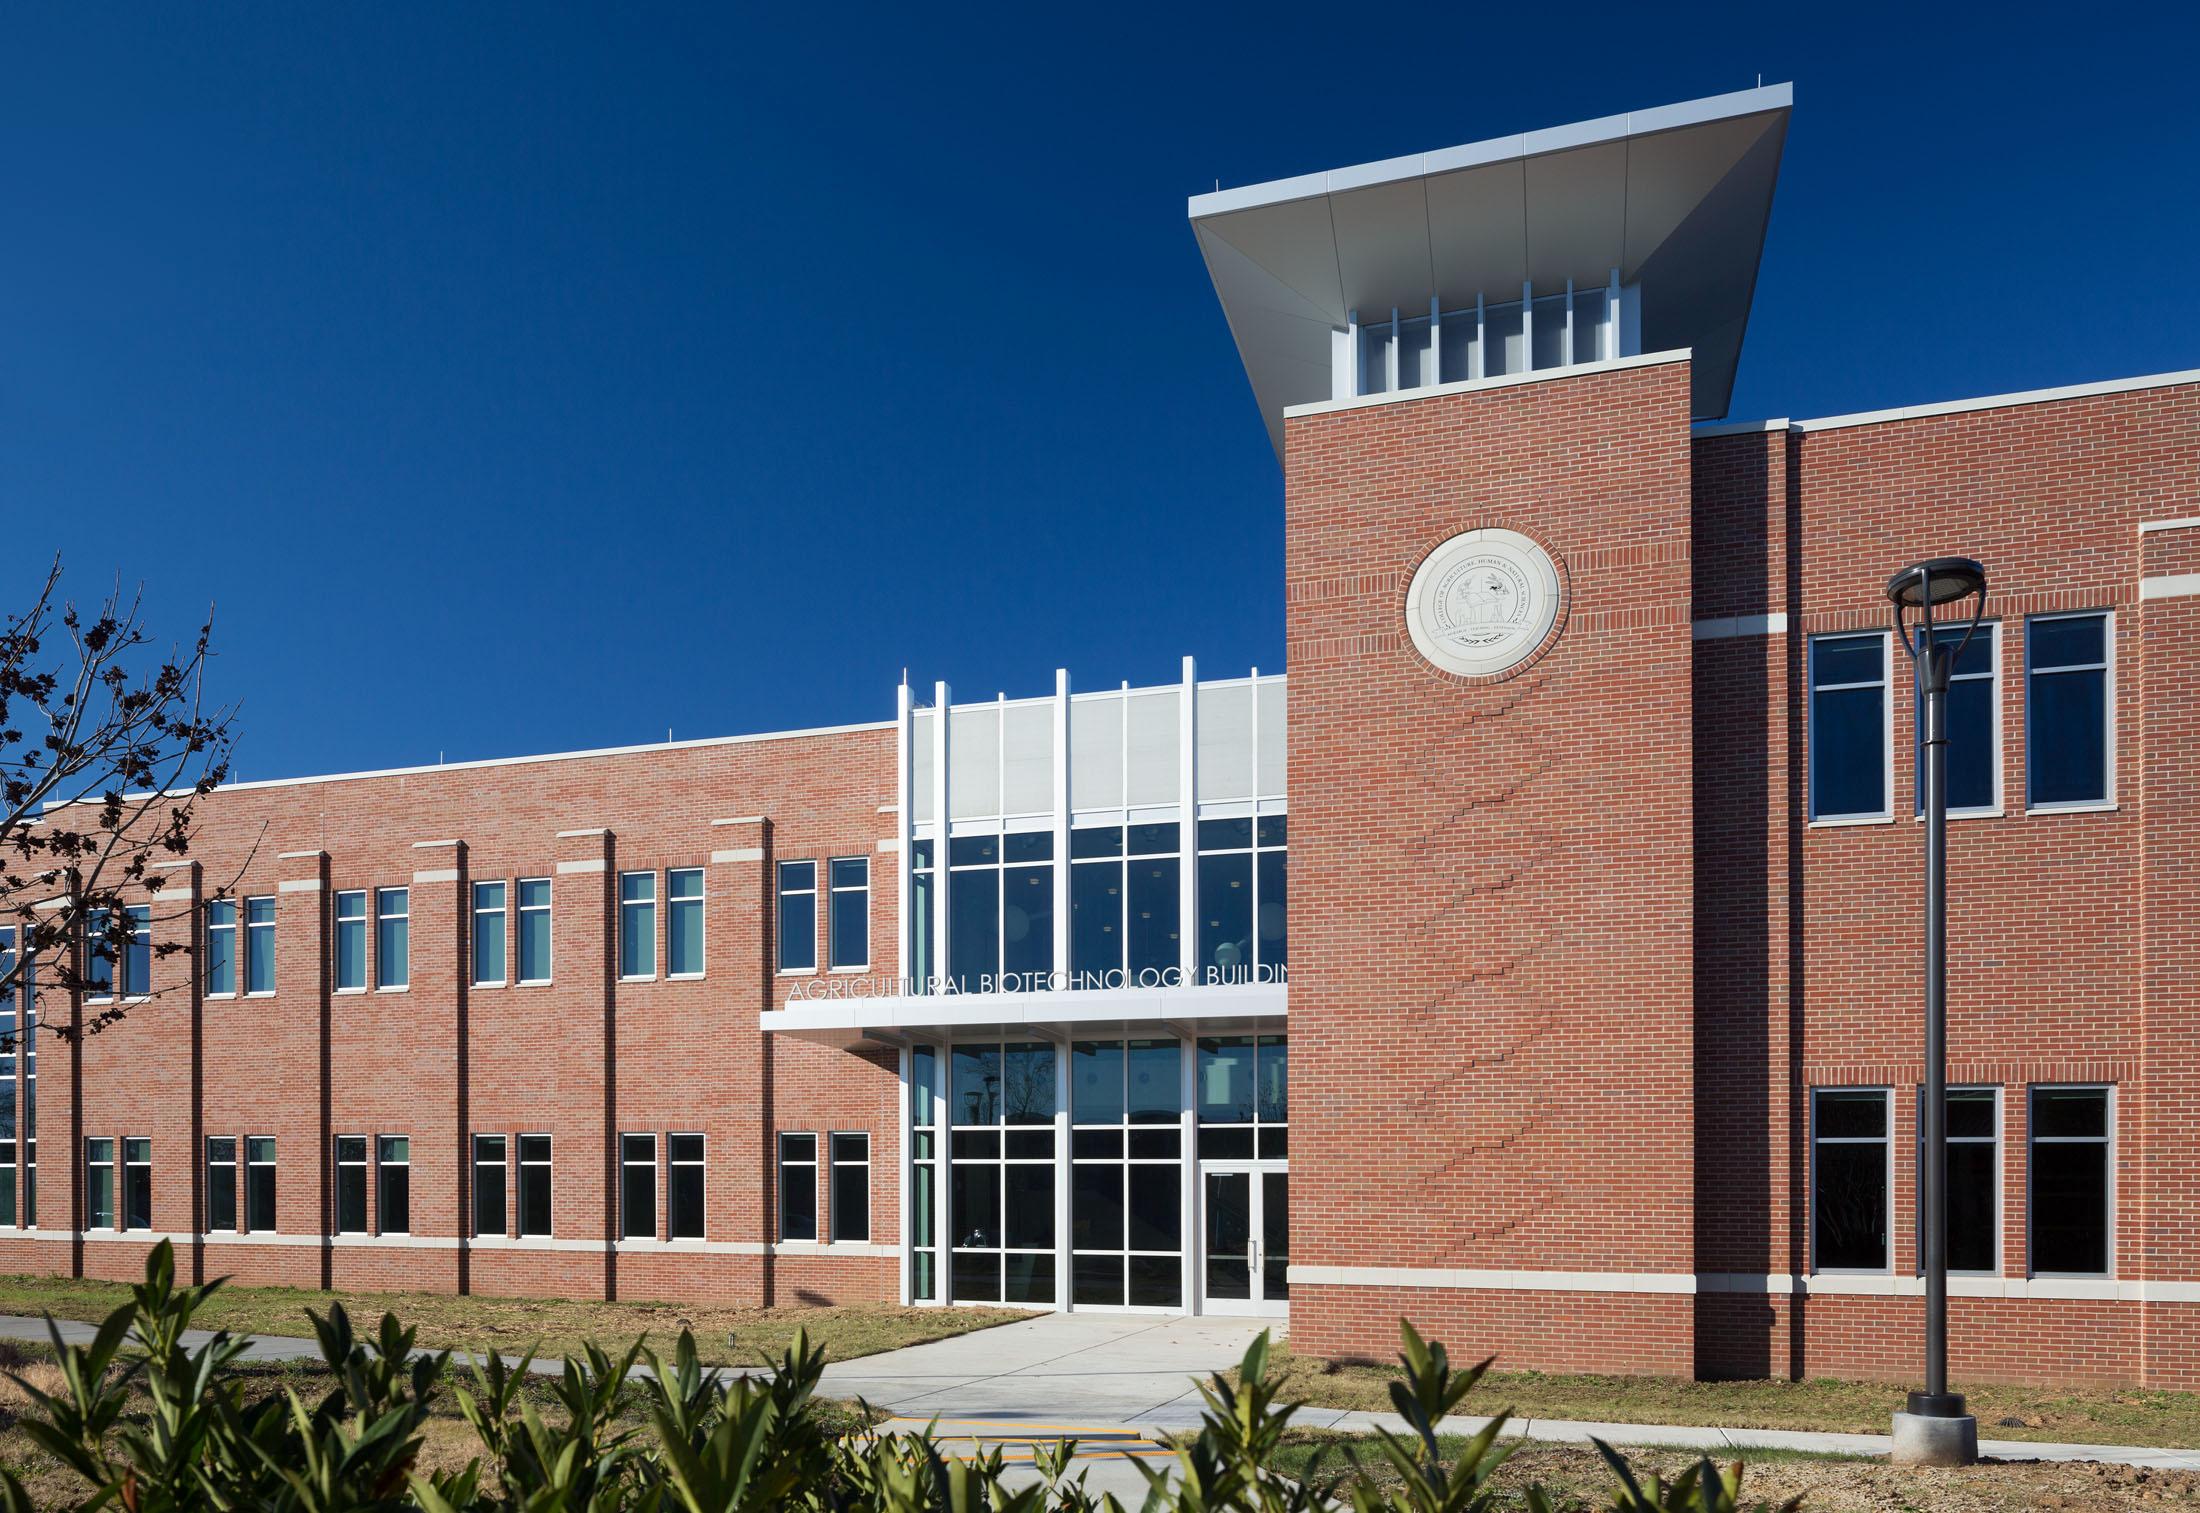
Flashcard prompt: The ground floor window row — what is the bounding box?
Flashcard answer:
[1812,1084,2113,1278]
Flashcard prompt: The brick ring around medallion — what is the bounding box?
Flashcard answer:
[1404,527,1563,679]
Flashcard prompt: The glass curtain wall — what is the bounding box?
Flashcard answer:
[1069,1037,1184,1307]
[948,1039,1056,1303]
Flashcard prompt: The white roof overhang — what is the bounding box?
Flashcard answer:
[759,982,1286,1048]
[1189,84,1792,458]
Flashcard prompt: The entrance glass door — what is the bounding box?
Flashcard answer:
[1201,1166,1288,1315]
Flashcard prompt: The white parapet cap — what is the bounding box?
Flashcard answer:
[914,666,1282,716]
[1189,84,1792,458]
[1698,366,2200,440]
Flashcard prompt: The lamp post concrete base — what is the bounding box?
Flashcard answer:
[1890,1410,1978,1466]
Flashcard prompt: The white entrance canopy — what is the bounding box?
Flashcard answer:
[1189,84,1792,456]
[760,982,1285,1047]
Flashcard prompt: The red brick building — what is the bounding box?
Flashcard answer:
[5,84,2199,1387]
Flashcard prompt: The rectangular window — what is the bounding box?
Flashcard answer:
[205,1136,237,1232]
[619,1133,656,1239]
[376,1135,410,1234]
[777,862,817,973]
[244,896,276,994]
[86,908,115,1000]
[668,1132,705,1239]
[829,858,869,970]
[205,900,237,997]
[778,1132,817,1241]
[829,1132,870,1242]
[245,1137,276,1232]
[88,908,151,1000]
[618,872,656,979]
[666,868,704,978]
[472,1133,507,1237]
[333,890,367,992]
[1913,624,1999,816]
[334,1136,368,1233]
[122,1138,151,1230]
[1812,1088,1889,1271]
[124,909,150,999]
[517,1134,552,1236]
[375,889,409,990]
[1916,1087,1998,1274]
[2027,613,2112,809]
[516,878,552,984]
[2031,1086,2112,1276]
[1809,633,1890,820]
[472,881,507,987]
[86,1137,116,1230]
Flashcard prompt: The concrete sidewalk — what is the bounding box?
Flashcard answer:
[6,1308,2199,1480]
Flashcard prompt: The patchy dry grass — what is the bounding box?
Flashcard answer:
[1256,1344,2200,1449]
[0,1272,1022,1367]
[1271,1431,2200,1512]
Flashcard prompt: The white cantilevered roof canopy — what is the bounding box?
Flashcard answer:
[1189,84,1791,457]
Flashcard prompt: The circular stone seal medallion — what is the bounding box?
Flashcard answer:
[1404,527,1563,678]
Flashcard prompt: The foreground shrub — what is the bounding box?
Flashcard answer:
[0,1241,1797,1511]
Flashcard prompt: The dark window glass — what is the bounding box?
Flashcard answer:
[1125,823,1179,856]
[2031,1087,2110,1275]
[1004,1163,1054,1249]
[473,1135,507,1237]
[518,1135,552,1237]
[1812,1091,1888,1270]
[1256,815,1287,848]
[1128,1253,1181,1308]
[377,1137,410,1234]
[776,1133,814,1241]
[1071,862,1122,983]
[206,1137,237,1232]
[1127,1039,1182,1123]
[1258,1035,1288,1123]
[1073,1252,1125,1306]
[1004,1129,1052,1160]
[85,1138,115,1229]
[829,1133,868,1243]
[1198,852,1253,984]
[1001,864,1053,981]
[1003,1252,1054,1304]
[1198,1127,1255,1159]
[952,1162,999,1250]
[121,1139,151,1229]
[1198,1037,1258,1122]
[951,1250,1000,1302]
[1127,1127,1179,1159]
[1072,1164,1123,1250]
[1073,1128,1122,1159]
[828,859,868,969]
[1003,1042,1056,1124]
[670,1134,706,1240]
[1127,1165,1180,1251]
[1257,849,1288,971]
[1810,635,1887,819]
[909,870,934,993]
[1070,826,1121,859]
[245,1137,276,1231]
[621,1134,656,1240]
[335,1137,367,1233]
[1914,626,1997,814]
[2032,1086,2109,1139]
[1919,1088,1997,1273]
[948,868,997,993]
[949,834,999,867]
[2027,615,2110,807]
[1197,817,1254,850]
[952,1129,1000,1160]
[777,862,816,972]
[1071,1041,1126,1124]
[1002,832,1053,864]
[1126,858,1179,978]
[953,1043,1002,1125]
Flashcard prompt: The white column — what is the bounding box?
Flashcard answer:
[897,1041,913,1304]
[1053,1035,1071,1311]
[1052,669,1071,983]
[931,681,951,990]
[1564,278,1576,367]
[1385,308,1399,392]
[1521,280,1534,370]
[1474,292,1486,380]
[1180,1033,1199,1313]
[896,682,913,987]
[1606,268,1621,361]
[1344,309,1359,397]
[1178,656,1197,989]
[1428,296,1441,385]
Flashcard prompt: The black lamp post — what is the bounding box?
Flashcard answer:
[1885,556,1986,1465]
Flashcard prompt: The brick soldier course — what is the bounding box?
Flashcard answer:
[6,85,2200,1387]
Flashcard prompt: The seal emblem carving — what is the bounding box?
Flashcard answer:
[1404,527,1562,677]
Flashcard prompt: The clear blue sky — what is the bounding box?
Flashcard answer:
[7,4,2195,780]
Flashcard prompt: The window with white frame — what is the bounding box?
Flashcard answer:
[334,1136,369,1233]
[245,1136,276,1231]
[777,1132,817,1241]
[948,1040,1056,1304]
[0,928,18,1227]
[472,882,507,987]
[516,878,552,984]
[374,889,409,990]
[828,858,869,970]
[2026,613,2112,809]
[618,873,656,979]
[1069,823,1181,991]
[1915,1087,1998,1274]
[1913,624,1999,816]
[666,868,704,978]
[87,906,150,1001]
[1194,818,1287,984]
[86,1137,117,1230]
[777,862,817,973]
[1067,1036,1185,1309]
[517,1134,551,1236]
[668,1133,705,1238]
[947,832,1054,993]
[1809,634,1889,821]
[206,1136,238,1232]
[205,900,237,997]
[619,1133,656,1238]
[1811,1088,1889,1271]
[333,890,367,992]
[472,1133,507,1237]
[2030,1086,2112,1276]
[829,1132,869,1242]
[122,1137,151,1229]
[244,896,276,995]
[376,1136,410,1233]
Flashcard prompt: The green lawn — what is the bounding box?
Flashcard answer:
[0,1271,1023,1368]
[1257,1343,2200,1449]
